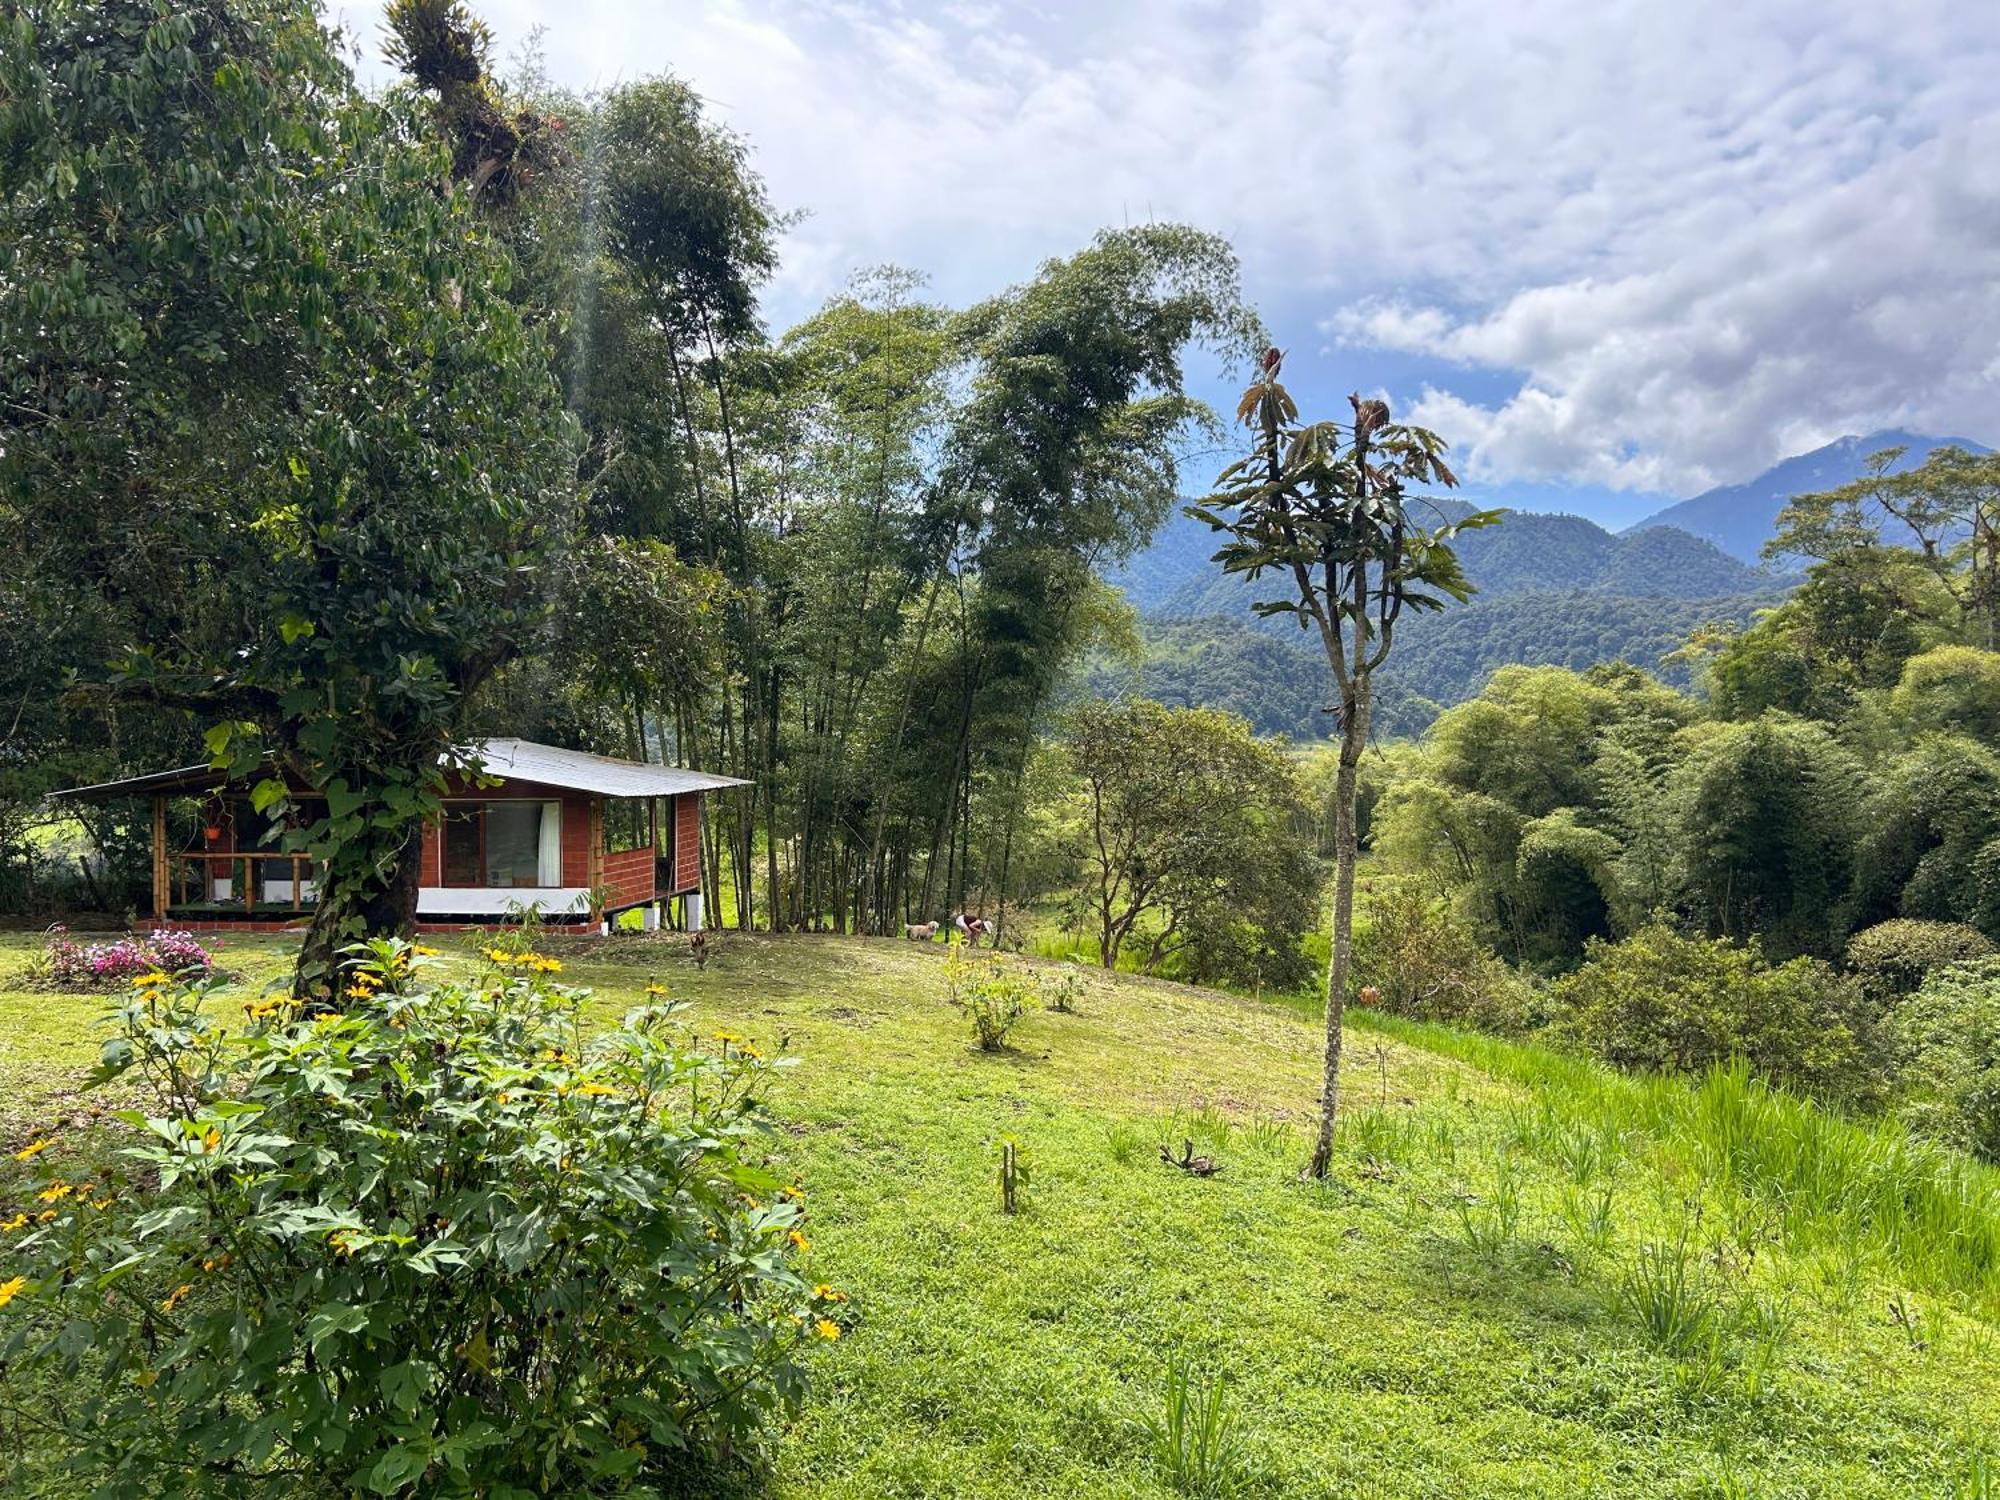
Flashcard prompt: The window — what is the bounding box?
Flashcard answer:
[605,799,653,854]
[441,802,562,887]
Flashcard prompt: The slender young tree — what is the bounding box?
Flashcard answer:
[1195,349,1495,1178]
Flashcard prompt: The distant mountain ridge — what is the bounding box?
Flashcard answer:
[1629,430,1992,563]
[1112,503,1777,619]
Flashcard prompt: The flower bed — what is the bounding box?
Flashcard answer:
[39,926,216,988]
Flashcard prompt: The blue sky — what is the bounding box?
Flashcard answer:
[334,0,2000,529]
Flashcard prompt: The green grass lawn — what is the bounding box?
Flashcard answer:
[3,928,1998,1497]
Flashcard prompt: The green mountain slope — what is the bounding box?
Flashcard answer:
[1102,507,1783,734]
[1086,595,1777,740]
[1115,507,1776,619]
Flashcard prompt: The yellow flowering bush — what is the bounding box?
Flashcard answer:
[0,940,847,1496]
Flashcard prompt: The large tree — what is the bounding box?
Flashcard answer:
[1196,350,1492,1178]
[1059,697,1316,985]
[0,0,578,997]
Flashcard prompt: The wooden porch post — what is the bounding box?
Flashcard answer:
[151,796,168,922]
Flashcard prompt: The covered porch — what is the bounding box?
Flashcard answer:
[55,739,746,932]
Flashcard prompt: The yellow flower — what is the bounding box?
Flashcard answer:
[35,1182,73,1203]
[740,1045,764,1061]
[482,947,510,963]
[644,984,668,997]
[201,1127,221,1153]
[0,1214,26,1232]
[35,1210,56,1224]
[0,1276,28,1309]
[201,1253,233,1273]
[160,1283,193,1313]
[12,1137,54,1162]
[579,1082,619,1098]
[711,1031,742,1047]
[787,1229,811,1254]
[778,1185,804,1204]
[814,1319,841,1341]
[132,972,169,989]
[496,1092,511,1106]
[412,944,441,957]
[812,1284,848,1304]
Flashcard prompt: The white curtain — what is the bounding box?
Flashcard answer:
[537,801,562,886]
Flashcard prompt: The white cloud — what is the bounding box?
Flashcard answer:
[1363,114,2000,493]
[326,0,2000,494]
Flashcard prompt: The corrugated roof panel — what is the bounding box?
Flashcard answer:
[54,739,751,802]
[466,740,750,798]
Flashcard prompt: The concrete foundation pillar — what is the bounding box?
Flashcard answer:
[684,891,705,934]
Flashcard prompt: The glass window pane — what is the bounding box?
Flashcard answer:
[485,802,543,888]
[443,808,482,886]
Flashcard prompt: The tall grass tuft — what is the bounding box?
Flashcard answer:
[1141,1357,1246,1498]
[1344,1009,2000,1298]
[1619,1230,1719,1355]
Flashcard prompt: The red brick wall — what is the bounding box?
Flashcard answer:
[670,793,702,895]
[603,848,655,910]
[563,792,593,888]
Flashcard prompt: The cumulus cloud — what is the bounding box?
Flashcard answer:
[1355,115,2000,493]
[326,0,2000,494]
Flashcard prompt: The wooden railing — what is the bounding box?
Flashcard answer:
[168,851,319,912]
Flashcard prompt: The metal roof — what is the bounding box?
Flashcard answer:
[467,739,750,798]
[53,739,749,803]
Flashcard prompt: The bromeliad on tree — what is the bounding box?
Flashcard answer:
[1191,348,1499,1178]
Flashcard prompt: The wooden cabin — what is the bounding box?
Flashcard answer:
[55,739,746,933]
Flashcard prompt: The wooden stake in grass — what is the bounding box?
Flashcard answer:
[999,1136,1027,1214]
[1194,348,1495,1178]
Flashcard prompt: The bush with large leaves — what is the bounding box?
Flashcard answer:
[0,947,831,1496]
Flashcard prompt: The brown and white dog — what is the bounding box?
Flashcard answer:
[905,921,939,942]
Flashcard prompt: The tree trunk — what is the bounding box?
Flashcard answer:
[1307,679,1370,1179]
[294,819,424,1007]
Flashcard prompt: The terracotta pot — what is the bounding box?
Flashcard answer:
[204,825,223,843]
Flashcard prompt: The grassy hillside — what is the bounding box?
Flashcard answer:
[3,931,1998,1497]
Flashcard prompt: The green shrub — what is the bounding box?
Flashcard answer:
[1845,919,1994,1009]
[1548,922,1875,1104]
[1885,957,2000,1163]
[943,942,1030,1051]
[1351,884,1538,1035]
[0,941,835,1497]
